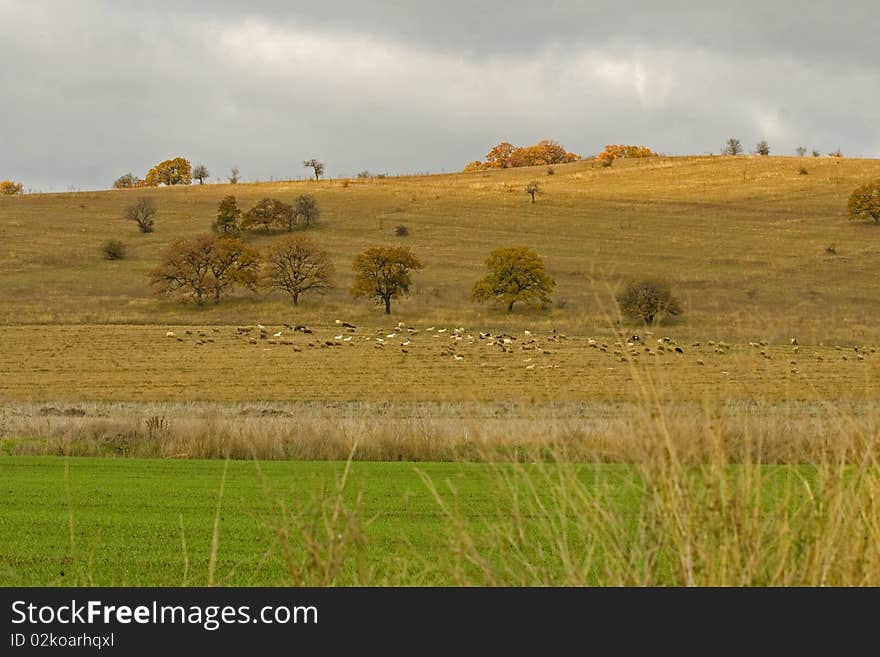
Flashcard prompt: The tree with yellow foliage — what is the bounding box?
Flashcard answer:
[0,180,24,195]
[471,246,555,312]
[144,157,192,186]
[351,246,423,314]
[848,180,880,225]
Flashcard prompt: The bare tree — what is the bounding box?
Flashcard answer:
[724,138,744,155]
[796,146,808,157]
[294,194,320,228]
[264,234,334,305]
[755,141,770,156]
[526,181,541,203]
[124,197,156,233]
[303,159,325,181]
[229,166,240,184]
[193,164,209,184]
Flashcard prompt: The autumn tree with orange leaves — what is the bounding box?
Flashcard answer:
[465,139,580,171]
[596,145,658,166]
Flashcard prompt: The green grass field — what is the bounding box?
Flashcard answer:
[0,456,624,586]
[3,455,877,587]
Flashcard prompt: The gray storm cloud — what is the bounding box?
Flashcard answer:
[0,0,877,191]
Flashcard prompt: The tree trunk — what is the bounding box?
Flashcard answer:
[384,297,391,314]
[507,301,514,312]
[293,292,299,306]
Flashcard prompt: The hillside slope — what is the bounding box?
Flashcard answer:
[1,156,879,340]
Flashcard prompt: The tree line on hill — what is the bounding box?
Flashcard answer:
[463,140,662,172]
[112,157,326,189]
[103,169,880,323]
[103,191,686,323]
[722,138,844,158]
[461,138,850,172]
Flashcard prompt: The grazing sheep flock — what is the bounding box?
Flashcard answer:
[160,322,876,375]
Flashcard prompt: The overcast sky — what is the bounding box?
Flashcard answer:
[1,1,878,191]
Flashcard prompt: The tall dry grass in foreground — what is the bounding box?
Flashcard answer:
[3,398,880,463]
[240,350,880,586]
[418,430,880,585]
[408,350,880,585]
[8,400,880,585]
[235,410,880,586]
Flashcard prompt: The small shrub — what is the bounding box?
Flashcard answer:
[112,173,142,189]
[102,240,127,260]
[546,166,555,175]
[829,148,844,158]
[395,225,409,237]
[599,156,614,168]
[357,171,371,179]
[812,150,821,157]
[376,173,387,179]
[825,244,837,255]
[617,279,682,324]
[797,166,809,175]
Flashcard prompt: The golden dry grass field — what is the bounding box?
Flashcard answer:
[0,323,876,402]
